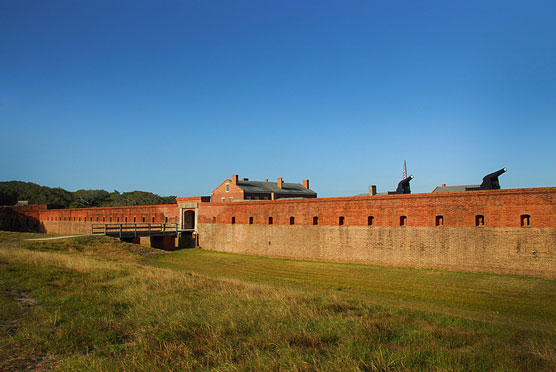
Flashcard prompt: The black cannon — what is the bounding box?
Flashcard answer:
[388,175,413,195]
[466,168,507,191]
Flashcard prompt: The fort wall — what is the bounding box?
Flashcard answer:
[197,188,556,278]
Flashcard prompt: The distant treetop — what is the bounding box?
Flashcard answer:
[0,181,176,208]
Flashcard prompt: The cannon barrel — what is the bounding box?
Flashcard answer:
[484,168,507,179]
[389,175,413,194]
[480,167,507,190]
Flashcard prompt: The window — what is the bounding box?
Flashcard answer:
[225,183,229,192]
[96,217,99,222]
[142,216,145,222]
[117,217,119,222]
[102,217,105,222]
[221,197,225,202]
[400,216,407,226]
[475,215,484,226]
[109,217,112,222]
[249,217,254,224]
[133,216,136,222]
[268,217,273,225]
[124,217,127,223]
[521,214,530,227]
[313,216,318,225]
[435,215,444,226]
[165,216,168,223]
[79,217,81,222]
[290,217,295,225]
[339,216,345,226]
[212,217,216,224]
[231,217,236,224]
[152,216,155,223]
[368,216,374,226]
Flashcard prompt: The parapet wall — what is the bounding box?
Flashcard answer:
[198,188,556,227]
[2,204,179,235]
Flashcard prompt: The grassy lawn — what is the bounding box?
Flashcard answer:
[1,231,555,371]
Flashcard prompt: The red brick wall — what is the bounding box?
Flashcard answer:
[211,179,244,203]
[198,188,556,228]
[39,204,179,234]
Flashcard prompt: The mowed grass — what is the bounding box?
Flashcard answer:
[0,232,555,371]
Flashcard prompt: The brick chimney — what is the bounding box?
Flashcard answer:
[232,175,239,184]
[264,178,268,182]
[442,184,446,188]
[303,179,309,189]
[369,185,377,196]
[277,177,283,189]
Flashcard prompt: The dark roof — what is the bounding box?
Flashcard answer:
[236,180,316,195]
[432,185,480,193]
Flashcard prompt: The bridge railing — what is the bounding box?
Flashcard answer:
[91,223,178,237]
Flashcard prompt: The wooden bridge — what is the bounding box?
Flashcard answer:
[91,223,179,238]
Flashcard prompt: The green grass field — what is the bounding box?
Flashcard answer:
[1,231,555,371]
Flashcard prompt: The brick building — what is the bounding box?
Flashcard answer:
[211,175,316,202]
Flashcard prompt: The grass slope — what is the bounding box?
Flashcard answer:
[0,231,555,371]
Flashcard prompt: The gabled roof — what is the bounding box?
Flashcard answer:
[236,180,316,195]
[432,185,480,193]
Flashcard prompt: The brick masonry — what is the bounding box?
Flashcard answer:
[198,224,556,278]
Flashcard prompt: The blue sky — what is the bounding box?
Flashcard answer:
[1,0,555,197]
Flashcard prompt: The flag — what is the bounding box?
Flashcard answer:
[403,160,407,180]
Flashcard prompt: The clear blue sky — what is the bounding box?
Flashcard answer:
[1,0,555,197]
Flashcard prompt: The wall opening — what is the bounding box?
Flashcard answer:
[212,217,216,224]
[125,217,128,223]
[152,216,155,223]
[400,216,407,226]
[231,216,236,224]
[475,215,484,226]
[435,215,444,226]
[142,216,146,223]
[268,217,273,225]
[165,216,168,223]
[368,216,374,226]
[521,214,530,227]
[290,217,295,225]
[117,217,119,222]
[339,216,345,226]
[249,217,254,225]
[183,210,195,229]
[133,216,136,223]
[313,216,318,225]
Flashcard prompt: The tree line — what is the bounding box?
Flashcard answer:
[0,181,177,208]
